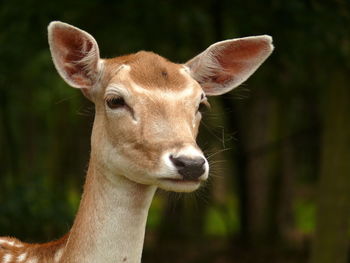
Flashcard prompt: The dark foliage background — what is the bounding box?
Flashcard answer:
[1,1,350,262]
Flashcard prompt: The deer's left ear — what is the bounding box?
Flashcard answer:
[185,36,274,96]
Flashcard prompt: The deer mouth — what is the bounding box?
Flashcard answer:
[161,178,201,183]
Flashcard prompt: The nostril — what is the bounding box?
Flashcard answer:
[169,155,186,168]
[169,155,206,180]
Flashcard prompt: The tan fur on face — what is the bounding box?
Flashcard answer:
[91,52,204,184]
[105,51,188,91]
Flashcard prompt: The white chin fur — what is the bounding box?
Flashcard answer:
[157,179,201,193]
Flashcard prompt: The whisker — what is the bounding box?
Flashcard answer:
[76,106,95,117]
[208,160,227,165]
[54,94,79,104]
[206,148,232,159]
[201,121,226,143]
[209,173,224,179]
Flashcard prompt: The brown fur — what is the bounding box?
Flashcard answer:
[0,235,68,262]
[105,51,187,91]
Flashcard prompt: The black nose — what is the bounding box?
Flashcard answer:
[170,155,206,180]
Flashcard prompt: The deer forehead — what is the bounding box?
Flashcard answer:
[104,51,203,101]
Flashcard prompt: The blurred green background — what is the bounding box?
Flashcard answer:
[1,0,350,263]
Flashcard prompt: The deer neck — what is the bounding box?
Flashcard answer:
[62,154,157,263]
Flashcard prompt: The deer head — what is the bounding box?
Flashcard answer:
[48,21,273,193]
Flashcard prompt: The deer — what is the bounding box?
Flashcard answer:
[0,21,273,263]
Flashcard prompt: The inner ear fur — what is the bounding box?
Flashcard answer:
[48,21,101,89]
[186,35,274,96]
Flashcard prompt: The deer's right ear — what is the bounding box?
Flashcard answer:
[48,21,101,89]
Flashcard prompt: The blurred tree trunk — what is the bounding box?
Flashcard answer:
[310,72,350,263]
[0,87,19,178]
[276,138,296,241]
[243,90,278,242]
[275,99,298,243]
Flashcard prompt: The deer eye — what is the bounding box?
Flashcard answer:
[106,96,126,109]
